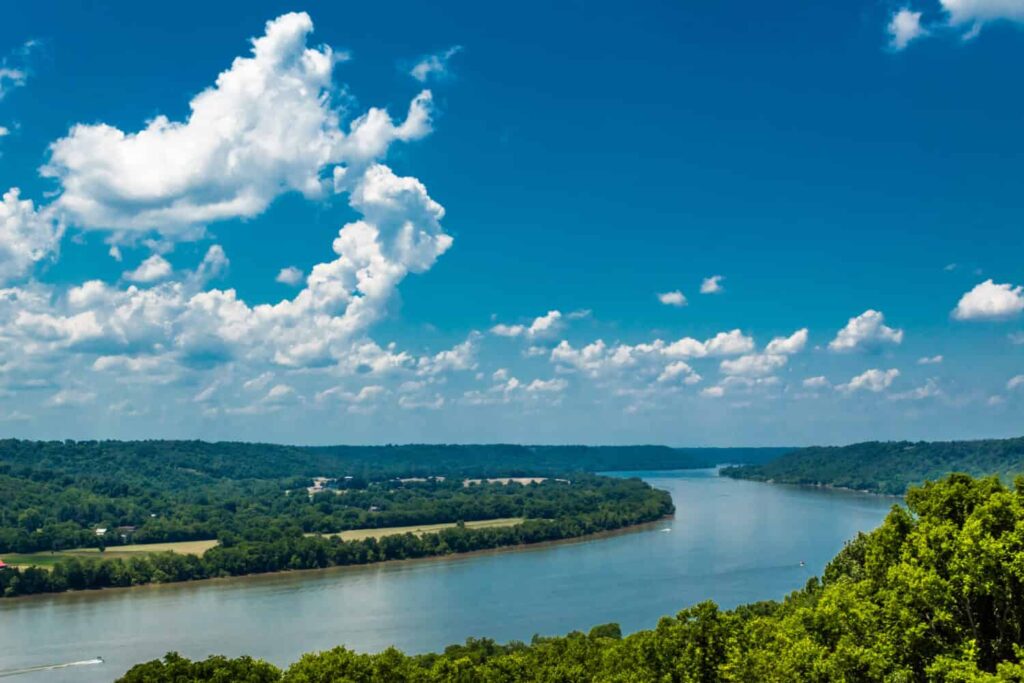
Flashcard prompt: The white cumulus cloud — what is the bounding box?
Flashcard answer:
[657,290,687,307]
[953,280,1024,321]
[124,254,172,283]
[0,188,63,283]
[700,275,724,294]
[829,310,904,352]
[276,266,304,286]
[888,8,928,49]
[837,368,900,394]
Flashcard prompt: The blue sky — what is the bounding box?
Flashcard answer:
[0,0,1021,446]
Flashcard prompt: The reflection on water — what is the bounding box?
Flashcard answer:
[0,470,895,681]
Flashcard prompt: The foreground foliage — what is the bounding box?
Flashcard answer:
[120,474,1024,681]
[723,436,1024,494]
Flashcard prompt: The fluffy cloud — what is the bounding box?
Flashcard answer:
[657,290,687,307]
[941,0,1024,33]
[1008,375,1024,391]
[765,328,808,355]
[410,46,462,82]
[837,368,901,394]
[551,329,753,378]
[124,254,172,283]
[0,189,63,283]
[918,354,944,365]
[952,280,1024,320]
[42,12,432,239]
[0,13,466,422]
[829,310,904,352]
[886,0,1024,48]
[720,353,787,378]
[276,266,304,286]
[802,375,830,389]
[888,8,928,49]
[491,310,565,339]
[889,378,941,401]
[700,275,724,294]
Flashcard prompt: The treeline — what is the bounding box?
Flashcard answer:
[0,439,788,483]
[722,436,1024,494]
[0,485,672,598]
[121,473,1024,681]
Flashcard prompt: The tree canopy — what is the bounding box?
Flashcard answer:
[723,436,1024,495]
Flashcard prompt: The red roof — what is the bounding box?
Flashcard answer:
[0,560,7,569]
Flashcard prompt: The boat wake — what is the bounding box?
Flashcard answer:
[0,658,103,678]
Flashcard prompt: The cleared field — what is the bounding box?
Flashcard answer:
[307,517,525,541]
[2,539,219,568]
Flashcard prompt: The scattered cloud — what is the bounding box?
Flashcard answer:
[953,280,1024,321]
[802,376,830,389]
[0,188,63,283]
[917,354,943,365]
[829,310,904,352]
[276,266,304,286]
[1008,375,1024,391]
[889,378,941,401]
[888,8,928,50]
[409,46,462,83]
[765,328,808,355]
[720,353,787,378]
[491,310,564,339]
[124,254,172,283]
[837,368,900,394]
[657,290,687,307]
[700,275,724,294]
[940,0,1024,36]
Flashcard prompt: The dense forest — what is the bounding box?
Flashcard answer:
[723,436,1024,495]
[0,438,687,597]
[119,473,1024,681]
[0,477,672,598]
[0,439,781,555]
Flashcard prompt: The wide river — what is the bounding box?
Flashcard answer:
[0,469,895,681]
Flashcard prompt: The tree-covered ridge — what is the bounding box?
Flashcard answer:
[722,436,1024,495]
[0,439,787,482]
[119,473,1024,682]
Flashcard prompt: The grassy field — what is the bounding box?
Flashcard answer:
[3,521,528,568]
[2,539,219,568]
[306,517,525,541]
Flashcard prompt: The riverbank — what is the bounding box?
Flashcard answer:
[0,515,673,603]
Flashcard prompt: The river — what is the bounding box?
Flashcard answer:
[0,469,895,681]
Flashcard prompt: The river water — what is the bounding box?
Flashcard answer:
[0,469,895,681]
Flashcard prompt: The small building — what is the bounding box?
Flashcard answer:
[0,559,8,570]
[95,528,108,536]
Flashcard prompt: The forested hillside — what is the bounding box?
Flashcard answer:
[722,436,1024,494]
[118,473,1024,681]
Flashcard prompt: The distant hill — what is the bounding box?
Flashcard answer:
[0,440,789,483]
[722,437,1024,495]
